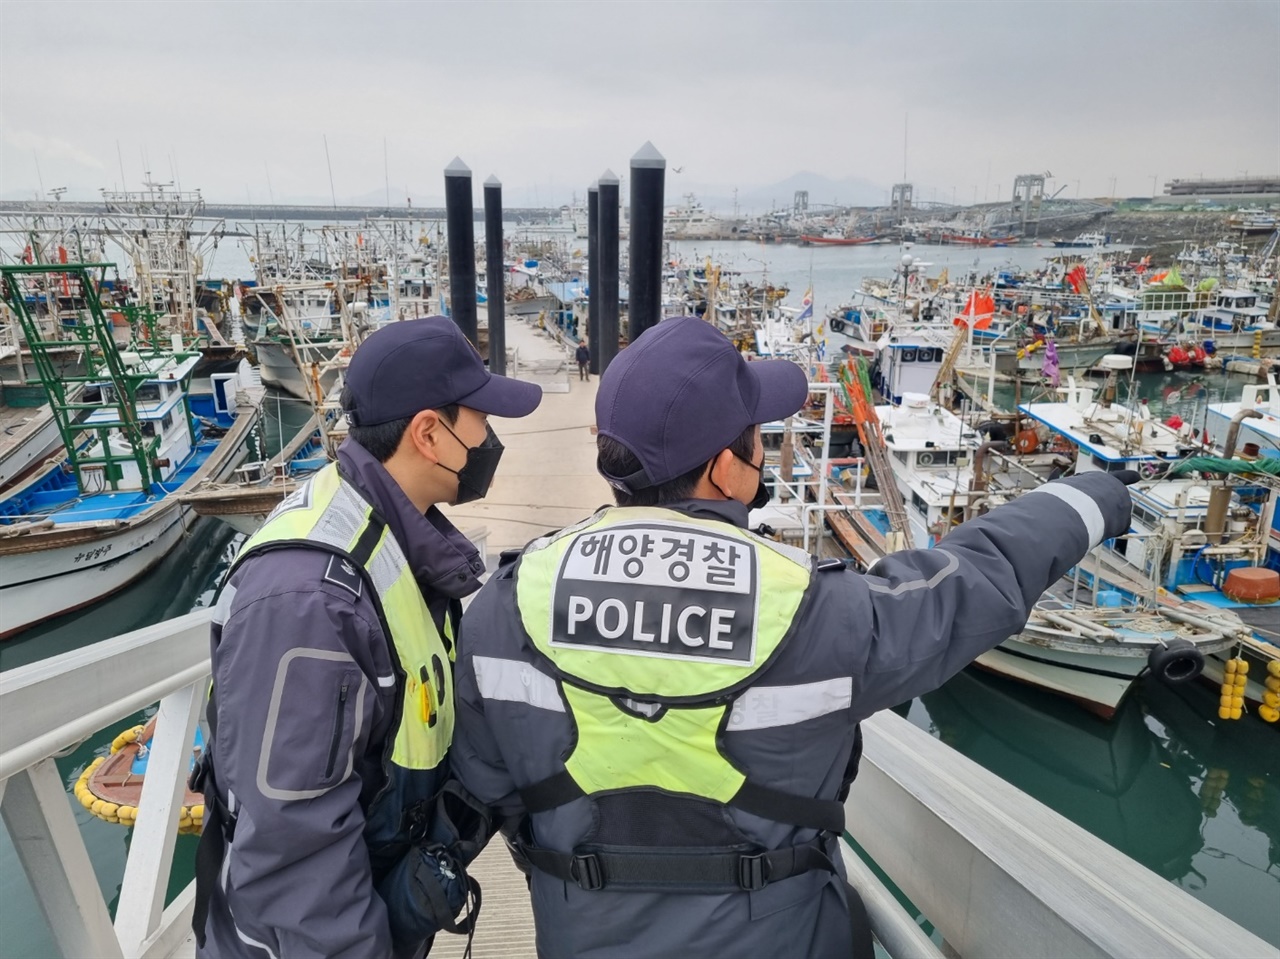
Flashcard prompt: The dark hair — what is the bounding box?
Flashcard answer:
[598,425,757,507]
[342,386,457,463]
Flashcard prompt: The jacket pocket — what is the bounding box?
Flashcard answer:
[258,648,366,800]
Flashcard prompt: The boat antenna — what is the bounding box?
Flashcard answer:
[323,135,338,211]
[383,137,391,210]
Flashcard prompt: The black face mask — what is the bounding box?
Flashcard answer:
[438,422,504,505]
[712,451,770,511]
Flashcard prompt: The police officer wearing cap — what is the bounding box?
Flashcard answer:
[450,316,1132,958]
[193,317,542,958]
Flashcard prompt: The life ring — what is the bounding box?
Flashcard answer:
[1013,429,1039,454]
[1147,639,1204,685]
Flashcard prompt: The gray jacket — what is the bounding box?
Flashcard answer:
[451,472,1132,958]
[198,439,485,959]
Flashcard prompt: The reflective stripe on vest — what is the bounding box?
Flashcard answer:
[234,463,453,771]
[514,507,815,804]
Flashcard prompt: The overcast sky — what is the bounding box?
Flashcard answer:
[2,0,1277,210]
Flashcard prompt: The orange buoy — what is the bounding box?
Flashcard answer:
[1013,429,1039,455]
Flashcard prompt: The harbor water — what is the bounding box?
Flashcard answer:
[2,241,1277,955]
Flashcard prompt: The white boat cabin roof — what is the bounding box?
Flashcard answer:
[1131,480,1213,515]
[1204,375,1280,445]
[879,396,979,452]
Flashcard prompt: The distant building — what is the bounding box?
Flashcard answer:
[1162,176,1280,200]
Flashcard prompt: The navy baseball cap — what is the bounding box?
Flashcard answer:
[343,316,542,426]
[596,316,808,490]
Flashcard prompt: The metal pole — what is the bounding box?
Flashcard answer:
[587,183,600,375]
[484,175,506,375]
[598,169,620,372]
[628,141,666,340]
[444,157,478,345]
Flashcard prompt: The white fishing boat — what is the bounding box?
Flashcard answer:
[1181,288,1280,354]
[973,594,1247,718]
[1205,374,1280,457]
[1053,231,1108,249]
[0,262,261,638]
[820,362,1252,717]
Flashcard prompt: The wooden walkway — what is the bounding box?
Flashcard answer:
[433,841,539,959]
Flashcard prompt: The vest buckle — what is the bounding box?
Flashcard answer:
[570,853,604,891]
[737,852,770,891]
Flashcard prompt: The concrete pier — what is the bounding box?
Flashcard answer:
[441,315,610,555]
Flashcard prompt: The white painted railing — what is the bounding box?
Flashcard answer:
[1,612,1275,959]
[847,712,1276,958]
[0,611,212,959]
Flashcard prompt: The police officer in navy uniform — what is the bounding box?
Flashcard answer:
[193,317,541,958]
[450,316,1132,958]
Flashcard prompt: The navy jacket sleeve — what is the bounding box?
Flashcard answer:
[827,471,1131,719]
[451,569,527,817]
[209,561,393,958]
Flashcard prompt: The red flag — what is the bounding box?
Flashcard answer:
[1065,265,1088,293]
[954,290,995,330]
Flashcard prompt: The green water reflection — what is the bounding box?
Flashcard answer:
[907,669,1280,946]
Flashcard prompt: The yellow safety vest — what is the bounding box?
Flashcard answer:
[515,506,817,809]
[234,462,454,772]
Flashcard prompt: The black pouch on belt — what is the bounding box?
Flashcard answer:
[376,780,495,949]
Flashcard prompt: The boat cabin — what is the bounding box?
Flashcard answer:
[82,353,200,490]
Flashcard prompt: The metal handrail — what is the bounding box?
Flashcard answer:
[3,611,1275,959]
[1,611,212,959]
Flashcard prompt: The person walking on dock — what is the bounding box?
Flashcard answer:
[449,316,1133,959]
[191,317,541,958]
[575,339,591,381]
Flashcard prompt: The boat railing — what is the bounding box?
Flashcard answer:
[1,613,1273,959]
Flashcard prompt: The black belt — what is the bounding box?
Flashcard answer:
[515,836,837,893]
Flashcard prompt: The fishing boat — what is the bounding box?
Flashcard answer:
[1053,231,1109,249]
[1015,368,1277,603]
[1205,374,1280,457]
[0,262,261,638]
[817,362,1251,717]
[798,233,882,246]
[1181,288,1280,354]
[75,716,205,833]
[971,593,1246,718]
[938,231,1018,247]
[177,413,333,535]
[1227,207,1279,234]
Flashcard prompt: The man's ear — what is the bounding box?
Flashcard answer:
[404,409,442,463]
[707,447,736,498]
